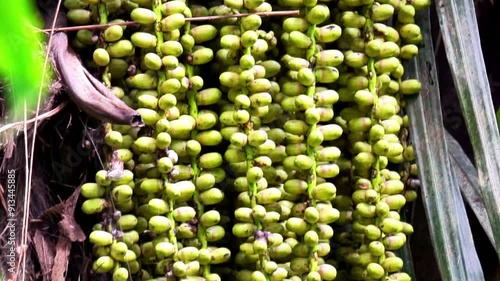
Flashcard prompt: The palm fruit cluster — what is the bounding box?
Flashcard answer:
[68,0,429,280]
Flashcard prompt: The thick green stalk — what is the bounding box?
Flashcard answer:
[153,0,166,92]
[97,4,111,87]
[184,13,210,276]
[363,8,386,278]
[238,12,268,279]
[304,11,319,273]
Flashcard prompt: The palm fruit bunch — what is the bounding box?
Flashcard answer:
[67,0,429,280]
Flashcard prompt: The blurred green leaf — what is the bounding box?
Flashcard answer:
[405,6,485,281]
[0,1,47,120]
[436,0,500,257]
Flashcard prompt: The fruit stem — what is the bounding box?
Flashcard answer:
[97,3,111,88]
[238,10,269,280]
[364,5,386,277]
[304,8,319,274]
[184,9,209,275]
[153,0,166,93]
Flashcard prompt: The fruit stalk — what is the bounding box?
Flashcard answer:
[304,7,319,275]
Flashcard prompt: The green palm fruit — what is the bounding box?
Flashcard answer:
[199,187,224,205]
[162,55,179,70]
[64,0,89,9]
[258,60,281,78]
[92,245,110,257]
[304,207,319,224]
[139,178,163,194]
[108,59,128,78]
[208,247,231,265]
[113,267,129,281]
[160,0,186,15]
[116,214,138,231]
[381,257,404,272]
[254,187,280,205]
[82,198,107,214]
[176,246,199,263]
[111,184,133,203]
[313,263,337,281]
[345,51,368,68]
[311,182,336,201]
[399,79,422,94]
[134,136,157,153]
[289,31,312,49]
[352,189,379,205]
[224,0,244,8]
[93,48,110,66]
[283,17,309,33]
[380,179,404,195]
[290,257,310,275]
[160,14,186,32]
[371,4,394,21]
[154,242,175,259]
[353,89,374,106]
[173,261,188,277]
[172,206,196,222]
[314,67,339,83]
[106,40,134,58]
[95,170,111,186]
[375,57,400,74]
[399,44,419,60]
[388,272,411,281]
[287,57,310,71]
[198,152,222,169]
[205,225,226,242]
[239,30,258,48]
[379,217,404,234]
[381,194,406,210]
[365,38,384,57]
[306,4,330,25]
[81,183,105,199]
[315,24,342,43]
[340,11,366,28]
[148,198,169,215]
[116,230,139,248]
[110,241,128,260]
[131,8,156,24]
[189,24,217,44]
[367,241,385,257]
[270,267,288,281]
[241,14,262,31]
[161,41,183,57]
[117,251,136,264]
[190,47,214,65]
[136,92,158,109]
[89,230,113,246]
[66,9,92,24]
[92,256,114,273]
[148,215,171,234]
[238,55,255,71]
[356,202,377,218]
[232,223,257,238]
[126,72,158,90]
[362,224,381,240]
[409,0,432,9]
[235,207,253,222]
[383,233,406,250]
[318,124,343,140]
[285,217,310,236]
